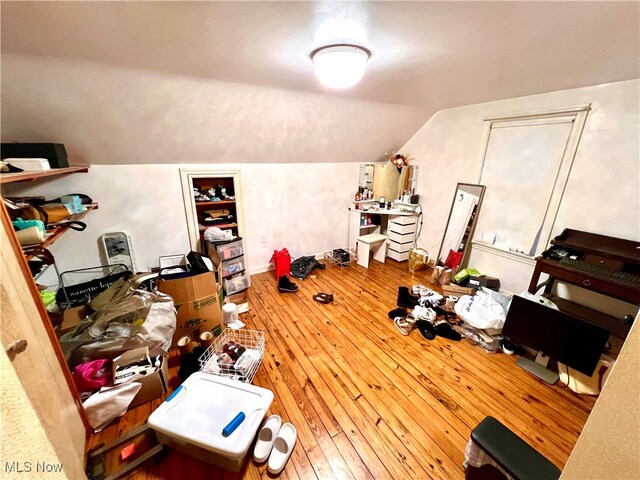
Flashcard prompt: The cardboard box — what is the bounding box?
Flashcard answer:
[113,347,168,408]
[453,267,482,283]
[467,275,501,291]
[60,305,89,334]
[157,270,224,344]
[205,242,225,286]
[442,284,477,297]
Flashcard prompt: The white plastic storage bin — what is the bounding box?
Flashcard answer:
[221,257,245,278]
[216,239,244,261]
[149,373,273,472]
[224,273,251,295]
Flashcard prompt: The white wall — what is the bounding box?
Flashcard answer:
[3,163,359,275]
[0,54,427,166]
[400,79,640,298]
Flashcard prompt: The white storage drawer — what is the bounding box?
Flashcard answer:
[387,248,410,262]
[216,239,244,260]
[388,230,414,245]
[221,257,245,278]
[389,214,416,226]
[389,221,416,235]
[224,273,251,295]
[388,241,412,254]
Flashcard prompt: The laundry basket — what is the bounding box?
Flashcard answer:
[198,328,265,384]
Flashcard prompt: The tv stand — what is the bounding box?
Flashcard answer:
[516,356,559,385]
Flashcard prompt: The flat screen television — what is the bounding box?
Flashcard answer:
[503,295,610,377]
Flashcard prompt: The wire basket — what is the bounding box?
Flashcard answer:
[323,248,357,267]
[198,328,265,384]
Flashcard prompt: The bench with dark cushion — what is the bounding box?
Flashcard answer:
[467,416,561,480]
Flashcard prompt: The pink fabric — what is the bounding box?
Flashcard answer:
[72,359,111,393]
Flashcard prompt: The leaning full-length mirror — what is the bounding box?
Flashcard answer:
[436,183,486,271]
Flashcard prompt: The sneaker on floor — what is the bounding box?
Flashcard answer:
[413,305,436,322]
[278,276,299,293]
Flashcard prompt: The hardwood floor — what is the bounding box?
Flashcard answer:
[89,260,596,479]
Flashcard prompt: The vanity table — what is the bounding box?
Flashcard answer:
[348,203,419,262]
[351,162,420,262]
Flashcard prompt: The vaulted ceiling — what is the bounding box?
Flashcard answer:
[1,1,638,164]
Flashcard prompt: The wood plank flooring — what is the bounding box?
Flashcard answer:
[89,260,596,479]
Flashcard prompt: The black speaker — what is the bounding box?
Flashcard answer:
[1,143,69,168]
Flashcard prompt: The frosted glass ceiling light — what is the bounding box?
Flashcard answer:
[310,44,371,88]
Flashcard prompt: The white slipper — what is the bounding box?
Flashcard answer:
[253,414,282,463]
[267,423,297,475]
[394,317,414,336]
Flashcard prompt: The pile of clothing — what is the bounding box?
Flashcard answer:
[290,255,326,279]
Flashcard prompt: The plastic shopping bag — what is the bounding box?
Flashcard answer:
[270,248,291,280]
[454,288,512,330]
[60,289,176,367]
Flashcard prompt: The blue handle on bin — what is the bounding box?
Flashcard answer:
[165,385,183,402]
[222,412,245,436]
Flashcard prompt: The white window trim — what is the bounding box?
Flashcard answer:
[472,104,591,261]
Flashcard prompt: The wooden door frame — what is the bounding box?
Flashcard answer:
[179,168,247,255]
[1,204,90,462]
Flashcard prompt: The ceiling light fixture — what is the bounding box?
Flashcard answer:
[310,44,371,89]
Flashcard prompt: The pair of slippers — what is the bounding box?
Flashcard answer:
[388,307,461,340]
[253,415,297,474]
[415,320,462,341]
[313,292,334,304]
[389,307,417,335]
[394,315,416,336]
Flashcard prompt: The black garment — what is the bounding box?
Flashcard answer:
[290,255,325,279]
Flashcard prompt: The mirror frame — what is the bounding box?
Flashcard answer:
[436,183,486,272]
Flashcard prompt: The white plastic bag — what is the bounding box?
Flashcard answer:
[455,287,512,330]
[83,382,142,432]
[61,290,177,365]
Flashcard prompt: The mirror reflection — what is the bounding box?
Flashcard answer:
[436,183,486,271]
[358,162,418,202]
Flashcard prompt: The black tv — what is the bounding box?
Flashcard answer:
[503,295,610,377]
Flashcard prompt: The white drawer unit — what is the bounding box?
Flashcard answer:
[224,273,251,295]
[388,221,416,235]
[388,229,414,245]
[389,241,412,254]
[386,214,418,262]
[389,214,416,226]
[387,248,410,262]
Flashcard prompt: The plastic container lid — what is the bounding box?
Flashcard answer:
[148,373,273,458]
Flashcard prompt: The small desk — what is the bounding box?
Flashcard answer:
[348,207,419,262]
